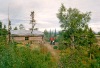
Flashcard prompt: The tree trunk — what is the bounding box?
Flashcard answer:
[90,53,92,60]
[71,35,75,49]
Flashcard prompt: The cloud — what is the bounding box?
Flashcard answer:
[89,22,100,32]
[0,0,100,32]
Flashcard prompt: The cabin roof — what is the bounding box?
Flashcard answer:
[10,30,43,36]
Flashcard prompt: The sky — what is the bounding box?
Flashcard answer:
[0,0,100,32]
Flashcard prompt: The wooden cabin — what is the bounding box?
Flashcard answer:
[10,30,44,44]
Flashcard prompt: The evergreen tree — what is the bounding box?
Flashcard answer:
[54,29,56,37]
[87,28,96,47]
[97,32,100,35]
[54,29,57,42]
[4,25,6,29]
[19,24,25,30]
[0,21,8,36]
[14,27,18,30]
[0,21,2,29]
[49,29,51,38]
[0,21,2,36]
[8,20,12,30]
[44,29,49,41]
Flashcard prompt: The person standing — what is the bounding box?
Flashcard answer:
[50,37,55,45]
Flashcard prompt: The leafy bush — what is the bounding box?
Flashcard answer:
[26,43,30,47]
[53,46,58,49]
[0,43,57,68]
[0,36,7,45]
[59,45,100,68]
[58,43,67,50]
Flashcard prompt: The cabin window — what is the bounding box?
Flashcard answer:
[25,37,29,40]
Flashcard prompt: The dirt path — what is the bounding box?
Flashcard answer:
[30,42,60,61]
[43,42,60,60]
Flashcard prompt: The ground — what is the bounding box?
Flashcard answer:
[30,42,60,61]
[43,43,60,60]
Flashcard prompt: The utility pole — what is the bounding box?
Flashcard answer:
[8,7,11,43]
[30,11,36,33]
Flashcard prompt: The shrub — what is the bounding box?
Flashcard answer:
[53,46,58,49]
[58,44,67,50]
[0,43,57,68]
[59,45,100,68]
[26,43,30,47]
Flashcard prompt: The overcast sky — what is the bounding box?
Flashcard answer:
[0,0,100,32]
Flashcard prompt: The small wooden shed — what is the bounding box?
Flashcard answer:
[10,30,44,44]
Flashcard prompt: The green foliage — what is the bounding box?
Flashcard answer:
[0,29,8,35]
[58,44,67,50]
[44,29,57,42]
[44,29,49,41]
[8,20,12,30]
[14,27,18,30]
[59,45,100,68]
[0,36,7,45]
[88,45,100,68]
[19,24,25,30]
[97,32,100,35]
[57,4,96,48]
[54,29,57,37]
[53,46,58,49]
[4,25,6,29]
[57,4,91,30]
[87,28,96,46]
[57,31,64,42]
[0,21,2,29]
[0,21,8,36]
[26,43,30,47]
[57,31,68,50]
[0,37,57,68]
[0,44,57,68]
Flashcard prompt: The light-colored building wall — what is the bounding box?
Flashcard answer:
[11,36,43,44]
[29,36,43,41]
[13,37,25,41]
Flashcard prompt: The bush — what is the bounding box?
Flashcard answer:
[59,45,100,68]
[58,44,67,50]
[53,46,58,49]
[0,36,7,45]
[0,43,57,68]
[26,43,30,47]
